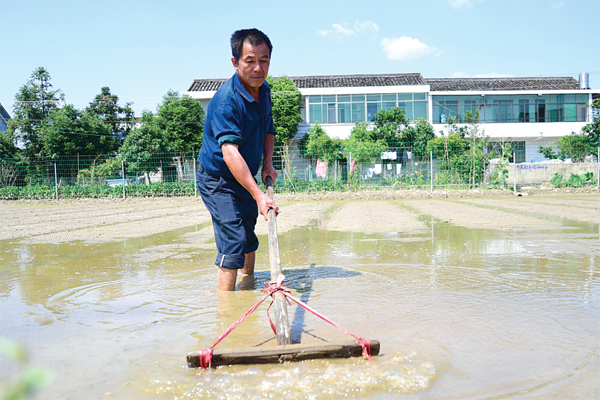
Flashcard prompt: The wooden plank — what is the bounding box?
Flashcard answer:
[265,176,291,345]
[187,340,380,368]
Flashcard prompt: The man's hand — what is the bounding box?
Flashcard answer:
[261,162,278,186]
[256,191,279,221]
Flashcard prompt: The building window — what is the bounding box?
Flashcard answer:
[308,93,429,124]
[433,94,588,124]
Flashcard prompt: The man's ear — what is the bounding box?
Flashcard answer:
[231,57,239,72]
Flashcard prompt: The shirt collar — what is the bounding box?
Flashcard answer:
[233,73,265,103]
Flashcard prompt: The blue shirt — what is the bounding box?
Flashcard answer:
[198,73,275,179]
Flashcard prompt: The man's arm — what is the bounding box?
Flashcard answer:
[261,133,278,185]
[222,142,279,220]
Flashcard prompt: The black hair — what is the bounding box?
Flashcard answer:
[230,28,273,61]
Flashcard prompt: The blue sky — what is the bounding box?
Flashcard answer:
[1,0,598,117]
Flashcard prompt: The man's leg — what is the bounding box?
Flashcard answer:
[218,267,237,291]
[240,252,255,275]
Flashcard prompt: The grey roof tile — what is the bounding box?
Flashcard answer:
[187,73,426,92]
[426,77,581,91]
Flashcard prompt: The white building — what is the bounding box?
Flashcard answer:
[184,73,597,163]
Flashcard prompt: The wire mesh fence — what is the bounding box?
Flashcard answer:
[0,143,598,200]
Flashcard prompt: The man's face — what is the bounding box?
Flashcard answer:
[232,41,271,92]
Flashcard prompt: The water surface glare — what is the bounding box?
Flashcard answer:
[0,202,599,399]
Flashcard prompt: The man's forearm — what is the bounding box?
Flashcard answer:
[222,143,263,199]
[263,133,275,167]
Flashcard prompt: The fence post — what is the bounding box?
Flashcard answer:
[54,162,58,202]
[193,151,197,199]
[430,150,433,193]
[122,159,126,199]
[513,151,517,195]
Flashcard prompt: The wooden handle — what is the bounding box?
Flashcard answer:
[264,174,291,345]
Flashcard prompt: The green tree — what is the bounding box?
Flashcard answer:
[120,111,168,184]
[86,86,135,141]
[300,123,343,162]
[156,90,204,153]
[399,118,436,156]
[0,131,18,159]
[582,99,599,150]
[40,104,118,157]
[266,76,303,146]
[6,67,64,157]
[344,122,387,162]
[371,107,410,145]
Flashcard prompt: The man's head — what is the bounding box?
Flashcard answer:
[230,29,272,94]
[230,29,272,62]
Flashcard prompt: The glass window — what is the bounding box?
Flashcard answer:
[337,95,351,102]
[537,102,546,122]
[576,94,588,102]
[338,103,351,123]
[325,103,336,123]
[563,94,576,103]
[398,102,413,120]
[414,102,428,120]
[309,104,322,123]
[498,100,511,123]
[484,95,497,104]
[351,103,365,122]
[322,95,336,103]
[550,94,563,103]
[367,94,381,101]
[352,94,365,102]
[538,95,551,103]
[485,104,498,123]
[547,103,562,122]
[309,95,321,104]
[382,101,396,111]
[414,93,427,100]
[564,104,576,122]
[382,93,396,101]
[576,104,587,122]
[397,93,412,101]
[367,102,381,121]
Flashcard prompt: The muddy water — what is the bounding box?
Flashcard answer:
[0,198,599,399]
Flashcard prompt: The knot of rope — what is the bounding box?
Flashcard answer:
[357,337,373,361]
[260,274,291,297]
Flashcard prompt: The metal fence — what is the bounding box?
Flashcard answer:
[0,144,598,200]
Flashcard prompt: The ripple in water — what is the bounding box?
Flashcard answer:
[139,350,437,399]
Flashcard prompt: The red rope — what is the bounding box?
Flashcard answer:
[197,275,373,368]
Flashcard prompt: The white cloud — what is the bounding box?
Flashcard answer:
[316,20,379,38]
[381,36,440,60]
[551,2,564,10]
[448,0,472,9]
[354,20,379,33]
[332,23,355,36]
[451,71,514,78]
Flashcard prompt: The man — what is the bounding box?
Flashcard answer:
[196,28,280,291]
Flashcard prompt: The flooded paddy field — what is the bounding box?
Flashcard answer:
[1,192,599,399]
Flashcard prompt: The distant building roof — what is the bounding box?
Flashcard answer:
[0,102,10,120]
[425,77,581,92]
[187,73,427,92]
[0,102,11,132]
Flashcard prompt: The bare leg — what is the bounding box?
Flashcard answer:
[240,252,255,275]
[218,267,237,291]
